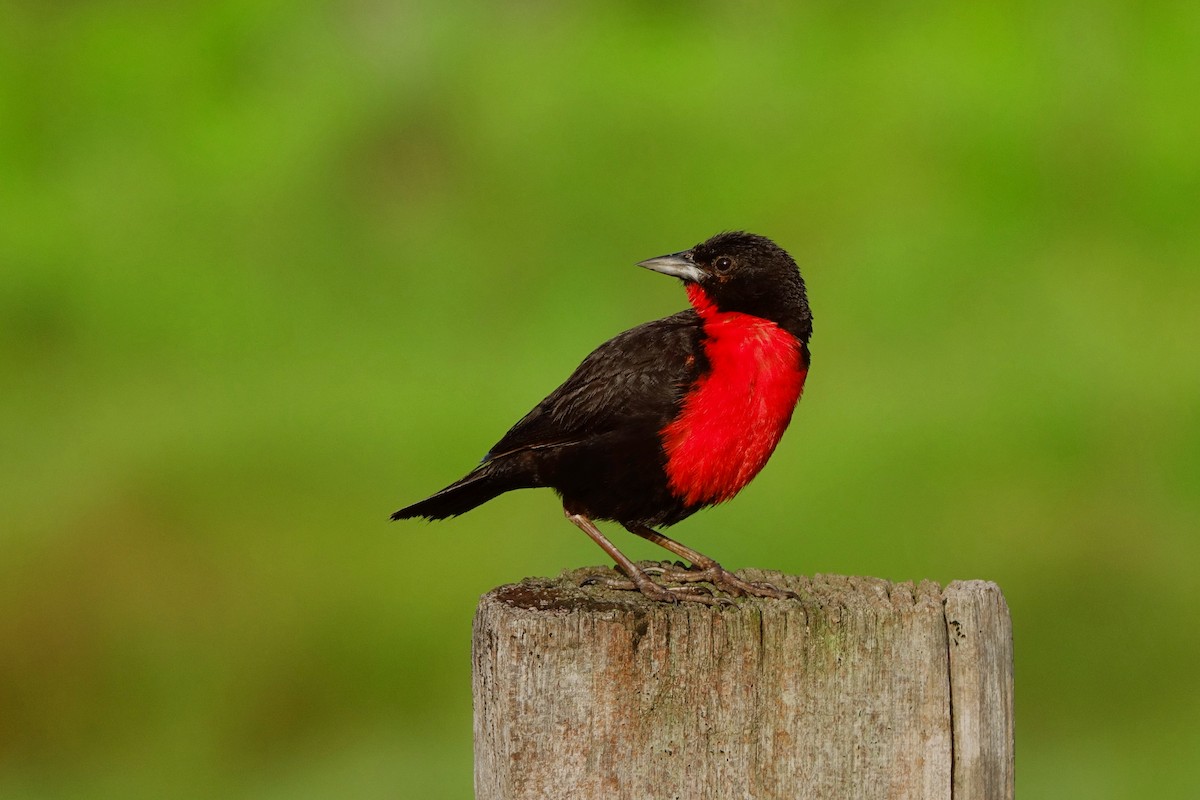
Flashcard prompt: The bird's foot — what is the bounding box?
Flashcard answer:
[580,569,734,606]
[644,561,799,600]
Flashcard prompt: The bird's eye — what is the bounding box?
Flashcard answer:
[714,256,733,273]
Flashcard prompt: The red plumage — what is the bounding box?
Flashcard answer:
[662,285,808,506]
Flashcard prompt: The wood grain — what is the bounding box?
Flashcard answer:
[944,580,1015,800]
[473,567,1013,800]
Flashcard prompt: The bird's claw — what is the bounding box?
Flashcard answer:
[577,569,734,606]
[645,562,800,601]
[642,560,689,576]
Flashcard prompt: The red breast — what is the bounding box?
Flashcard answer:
[661,285,808,507]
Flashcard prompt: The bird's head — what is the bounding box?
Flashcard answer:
[638,231,812,343]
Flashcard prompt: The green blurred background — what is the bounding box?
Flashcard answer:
[2,1,1197,797]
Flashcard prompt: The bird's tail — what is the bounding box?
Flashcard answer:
[390,462,532,521]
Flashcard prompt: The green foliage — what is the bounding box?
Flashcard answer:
[2,2,1197,797]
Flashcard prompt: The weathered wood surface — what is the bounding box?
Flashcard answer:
[473,567,1013,800]
[944,581,1015,800]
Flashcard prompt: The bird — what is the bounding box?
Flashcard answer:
[392,231,813,603]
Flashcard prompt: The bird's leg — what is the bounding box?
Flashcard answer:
[564,508,727,605]
[623,523,799,600]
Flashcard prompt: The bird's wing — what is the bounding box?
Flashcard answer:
[482,310,705,462]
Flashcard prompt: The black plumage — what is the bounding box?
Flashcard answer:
[394,310,707,527]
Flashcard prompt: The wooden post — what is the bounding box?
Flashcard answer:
[473,567,1013,800]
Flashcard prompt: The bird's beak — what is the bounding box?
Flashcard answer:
[637,250,706,283]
